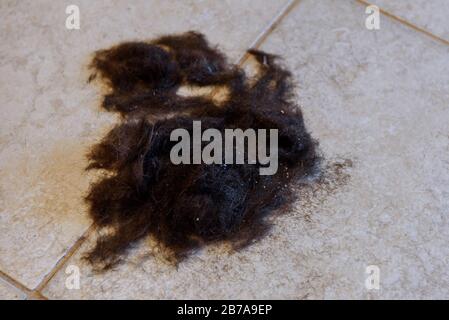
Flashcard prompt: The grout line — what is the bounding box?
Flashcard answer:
[0,270,49,300]
[356,0,449,47]
[0,270,32,297]
[27,291,49,300]
[209,0,299,99]
[34,224,95,294]
[236,0,301,66]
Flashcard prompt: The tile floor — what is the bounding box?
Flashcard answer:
[0,0,448,299]
[371,0,449,42]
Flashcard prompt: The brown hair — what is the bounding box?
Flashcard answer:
[85,31,319,269]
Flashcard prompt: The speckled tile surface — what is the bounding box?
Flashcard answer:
[372,0,449,41]
[256,0,449,299]
[0,278,26,300]
[0,0,290,290]
[40,0,449,299]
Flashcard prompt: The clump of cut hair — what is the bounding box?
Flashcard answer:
[85,31,320,269]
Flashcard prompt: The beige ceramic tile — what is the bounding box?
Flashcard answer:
[371,0,449,42]
[256,0,449,299]
[0,278,26,300]
[43,0,449,299]
[0,0,290,289]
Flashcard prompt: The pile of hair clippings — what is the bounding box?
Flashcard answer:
[85,31,320,269]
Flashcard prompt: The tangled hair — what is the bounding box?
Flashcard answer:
[85,31,320,269]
